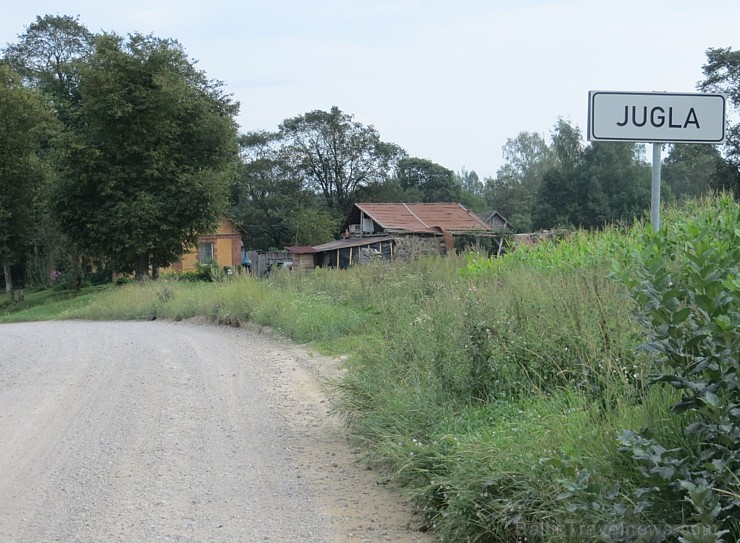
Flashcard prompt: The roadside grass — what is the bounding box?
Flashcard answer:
[0,285,113,323]
[1,194,736,542]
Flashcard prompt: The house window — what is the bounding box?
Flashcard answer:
[199,242,214,263]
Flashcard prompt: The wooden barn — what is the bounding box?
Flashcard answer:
[285,203,494,270]
[477,210,514,231]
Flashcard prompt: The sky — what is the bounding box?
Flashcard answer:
[3,0,740,179]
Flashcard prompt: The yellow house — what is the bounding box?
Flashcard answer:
[171,216,244,273]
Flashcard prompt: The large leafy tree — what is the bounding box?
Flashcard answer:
[533,120,651,229]
[53,33,239,280]
[700,47,740,199]
[532,120,586,229]
[484,130,554,232]
[458,167,484,196]
[2,15,92,109]
[397,157,462,203]
[278,106,405,217]
[0,64,57,301]
[231,132,336,250]
[3,15,95,285]
[579,141,650,224]
[662,144,724,200]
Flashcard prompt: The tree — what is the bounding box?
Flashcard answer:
[662,144,724,200]
[483,174,536,232]
[0,64,56,301]
[53,33,239,280]
[3,15,95,286]
[457,168,486,211]
[354,179,409,203]
[497,131,554,190]
[533,120,593,229]
[484,131,554,232]
[397,157,462,203]
[288,207,339,247]
[458,167,483,195]
[700,47,740,199]
[232,132,314,250]
[278,106,405,217]
[533,120,651,230]
[579,142,650,225]
[2,14,93,107]
[550,118,582,172]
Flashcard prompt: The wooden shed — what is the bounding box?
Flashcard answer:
[311,237,396,269]
[286,246,317,272]
[477,210,514,231]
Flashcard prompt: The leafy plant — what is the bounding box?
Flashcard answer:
[615,195,739,541]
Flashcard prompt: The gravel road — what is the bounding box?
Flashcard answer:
[0,320,432,543]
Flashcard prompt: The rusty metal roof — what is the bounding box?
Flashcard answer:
[312,236,396,253]
[354,203,491,233]
[286,246,317,254]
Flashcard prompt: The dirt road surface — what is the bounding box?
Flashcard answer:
[0,320,432,543]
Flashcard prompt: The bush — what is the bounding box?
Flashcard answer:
[194,260,225,282]
[613,195,739,541]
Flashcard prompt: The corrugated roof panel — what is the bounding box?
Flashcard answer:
[313,236,396,252]
[286,246,317,254]
[355,203,491,233]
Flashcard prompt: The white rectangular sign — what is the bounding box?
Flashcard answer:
[588,91,726,143]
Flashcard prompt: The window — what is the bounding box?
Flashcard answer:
[198,242,214,263]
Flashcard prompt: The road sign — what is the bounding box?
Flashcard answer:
[588,91,726,143]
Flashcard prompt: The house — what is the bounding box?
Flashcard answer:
[341,202,493,260]
[287,238,396,271]
[342,202,492,237]
[170,216,244,273]
[286,203,493,270]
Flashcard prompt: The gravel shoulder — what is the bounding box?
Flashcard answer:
[0,320,432,543]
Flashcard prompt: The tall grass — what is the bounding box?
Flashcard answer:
[3,195,736,542]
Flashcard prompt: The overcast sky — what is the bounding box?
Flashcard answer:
[3,1,740,179]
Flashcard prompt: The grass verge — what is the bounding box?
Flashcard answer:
[1,194,736,542]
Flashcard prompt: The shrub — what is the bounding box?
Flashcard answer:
[194,260,225,282]
[614,194,739,541]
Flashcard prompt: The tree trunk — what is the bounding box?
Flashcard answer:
[134,254,149,282]
[73,253,83,292]
[3,262,13,303]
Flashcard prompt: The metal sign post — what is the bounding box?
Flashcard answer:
[588,91,726,231]
[651,143,662,232]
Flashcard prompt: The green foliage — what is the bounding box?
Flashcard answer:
[0,63,58,300]
[53,32,239,279]
[487,120,654,232]
[483,130,554,232]
[278,106,406,216]
[397,157,463,203]
[4,195,737,543]
[534,141,651,230]
[701,47,740,199]
[231,132,309,250]
[614,195,739,540]
[1,14,93,101]
[233,109,406,246]
[193,260,226,282]
[662,144,725,201]
[483,174,536,232]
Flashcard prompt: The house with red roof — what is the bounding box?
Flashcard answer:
[288,203,493,269]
